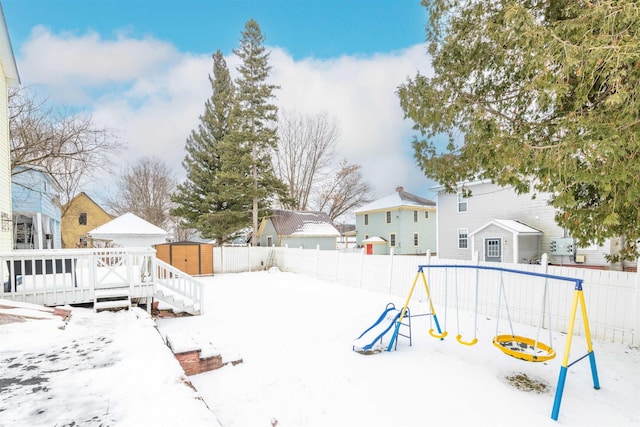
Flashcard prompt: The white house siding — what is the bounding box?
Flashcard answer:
[436,182,612,266]
[470,225,538,264]
[519,235,541,263]
[472,225,512,263]
[0,62,11,252]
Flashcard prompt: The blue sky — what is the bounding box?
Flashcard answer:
[2,0,437,206]
[4,1,427,58]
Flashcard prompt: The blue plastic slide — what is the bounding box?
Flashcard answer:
[352,303,401,353]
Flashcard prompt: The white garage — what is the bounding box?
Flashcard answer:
[87,212,168,248]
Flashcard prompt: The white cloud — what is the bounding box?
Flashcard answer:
[16,28,438,205]
[269,45,435,198]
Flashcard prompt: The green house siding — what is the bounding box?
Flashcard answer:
[257,210,339,250]
[258,220,278,247]
[356,207,436,255]
[281,236,336,250]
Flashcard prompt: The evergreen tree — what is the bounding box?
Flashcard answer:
[171,50,243,243]
[229,19,287,243]
[399,0,640,261]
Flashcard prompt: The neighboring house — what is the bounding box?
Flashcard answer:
[87,212,168,248]
[256,209,340,250]
[61,192,113,248]
[335,223,357,249]
[11,166,62,249]
[353,186,437,255]
[0,5,20,252]
[434,180,627,269]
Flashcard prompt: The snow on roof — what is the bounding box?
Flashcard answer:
[270,210,340,237]
[362,236,387,243]
[354,190,435,213]
[87,212,167,237]
[469,219,543,236]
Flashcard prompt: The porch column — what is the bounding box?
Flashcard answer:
[36,212,43,250]
[513,232,519,264]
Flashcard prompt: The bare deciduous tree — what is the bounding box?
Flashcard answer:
[108,157,176,229]
[315,160,373,220]
[9,87,121,213]
[274,110,338,210]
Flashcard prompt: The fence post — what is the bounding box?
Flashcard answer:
[316,245,320,278]
[635,256,640,346]
[541,253,550,329]
[388,247,395,293]
[359,247,365,288]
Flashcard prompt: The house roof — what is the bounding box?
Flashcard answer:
[353,189,435,213]
[362,236,387,243]
[87,212,167,237]
[64,192,113,218]
[12,165,63,194]
[469,219,542,236]
[0,4,20,87]
[268,209,340,237]
[430,179,493,192]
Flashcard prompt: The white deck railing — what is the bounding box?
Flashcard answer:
[0,248,156,307]
[154,258,205,315]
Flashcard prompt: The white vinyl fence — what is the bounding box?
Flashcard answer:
[214,246,639,345]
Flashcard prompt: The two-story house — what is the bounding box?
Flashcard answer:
[434,180,626,269]
[11,166,62,249]
[354,186,436,255]
[0,5,20,252]
[61,192,113,248]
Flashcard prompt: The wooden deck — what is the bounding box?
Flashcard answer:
[1,248,204,315]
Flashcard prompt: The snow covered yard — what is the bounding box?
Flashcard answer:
[158,271,640,427]
[1,270,638,426]
[0,304,220,427]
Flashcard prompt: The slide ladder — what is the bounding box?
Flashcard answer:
[353,303,411,354]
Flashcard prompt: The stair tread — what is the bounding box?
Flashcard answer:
[95,299,131,310]
[95,288,131,298]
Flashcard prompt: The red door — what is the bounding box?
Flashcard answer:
[366,244,373,255]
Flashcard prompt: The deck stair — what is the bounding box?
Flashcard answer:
[94,283,132,312]
[153,259,204,316]
[154,287,200,315]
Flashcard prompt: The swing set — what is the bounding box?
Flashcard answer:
[386,264,600,422]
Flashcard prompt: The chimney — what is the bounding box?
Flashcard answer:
[396,186,404,193]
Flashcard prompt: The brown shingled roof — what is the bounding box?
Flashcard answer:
[269,209,339,236]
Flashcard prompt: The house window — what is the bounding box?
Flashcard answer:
[457,192,468,212]
[458,228,468,249]
[413,233,419,246]
[413,210,418,223]
[364,214,369,225]
[386,211,391,224]
[390,233,396,247]
[424,211,429,219]
[267,236,273,247]
[79,213,87,225]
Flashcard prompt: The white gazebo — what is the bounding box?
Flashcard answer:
[88,213,168,248]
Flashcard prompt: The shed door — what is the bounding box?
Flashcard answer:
[366,244,373,255]
[172,245,200,275]
[485,238,502,262]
